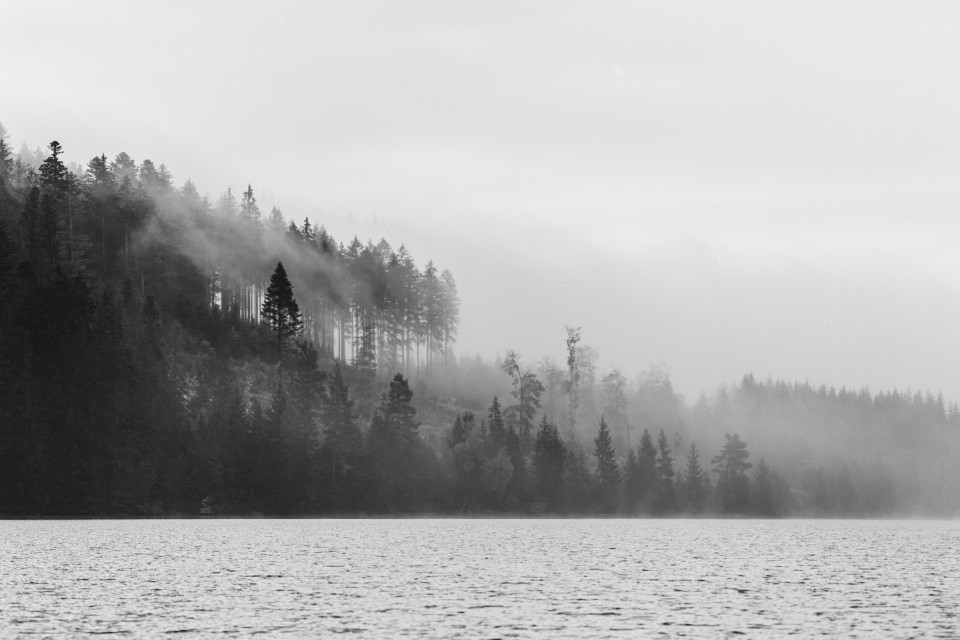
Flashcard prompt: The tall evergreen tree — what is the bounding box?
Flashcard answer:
[267,206,285,233]
[655,429,675,512]
[39,141,68,190]
[681,442,709,512]
[636,429,658,511]
[238,184,261,225]
[110,152,138,184]
[750,458,791,516]
[532,416,566,512]
[601,369,629,448]
[486,396,506,453]
[0,121,12,185]
[138,159,160,188]
[439,269,459,360]
[593,416,621,512]
[368,374,435,511]
[712,433,752,513]
[449,412,486,511]
[261,262,303,374]
[502,350,544,450]
[564,326,581,437]
[621,448,642,513]
[320,363,366,508]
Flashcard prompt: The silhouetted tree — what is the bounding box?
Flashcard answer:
[680,442,710,512]
[712,433,752,513]
[532,416,566,512]
[636,429,658,511]
[502,350,544,450]
[594,416,621,512]
[750,458,791,516]
[261,261,303,373]
[655,429,675,513]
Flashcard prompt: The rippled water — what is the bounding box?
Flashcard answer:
[2,519,958,638]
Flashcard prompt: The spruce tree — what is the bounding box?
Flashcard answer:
[601,369,628,447]
[0,122,12,185]
[594,416,621,512]
[39,141,68,190]
[261,261,303,370]
[487,396,506,453]
[533,416,566,512]
[449,412,474,449]
[239,184,261,225]
[267,206,285,233]
[712,433,752,513]
[439,269,459,360]
[320,363,366,507]
[681,442,709,512]
[350,323,376,417]
[622,448,642,513]
[368,374,425,511]
[655,429,675,512]
[637,429,658,511]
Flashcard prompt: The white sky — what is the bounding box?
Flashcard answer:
[4,1,960,399]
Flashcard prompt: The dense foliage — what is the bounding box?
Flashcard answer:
[1,130,958,516]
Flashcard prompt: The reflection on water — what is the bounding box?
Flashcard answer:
[2,519,958,638]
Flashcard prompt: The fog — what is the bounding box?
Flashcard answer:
[5,1,960,401]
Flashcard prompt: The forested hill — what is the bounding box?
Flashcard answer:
[0,137,460,515]
[1,135,959,517]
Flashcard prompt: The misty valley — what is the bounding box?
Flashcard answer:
[1,137,959,518]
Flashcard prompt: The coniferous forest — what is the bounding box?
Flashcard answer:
[2,130,959,517]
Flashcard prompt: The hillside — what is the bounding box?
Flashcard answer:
[1,136,958,516]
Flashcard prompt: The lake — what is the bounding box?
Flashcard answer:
[1,519,957,637]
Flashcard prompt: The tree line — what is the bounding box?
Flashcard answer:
[0,132,458,514]
[1,127,958,516]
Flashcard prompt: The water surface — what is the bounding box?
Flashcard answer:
[2,519,957,637]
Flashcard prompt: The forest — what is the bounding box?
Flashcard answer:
[2,127,959,517]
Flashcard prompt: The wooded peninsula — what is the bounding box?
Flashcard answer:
[2,132,958,517]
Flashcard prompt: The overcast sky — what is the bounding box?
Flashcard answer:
[4,1,960,399]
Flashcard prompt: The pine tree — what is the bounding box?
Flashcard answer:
[20,186,41,261]
[712,433,752,513]
[636,429,658,511]
[350,323,377,418]
[564,326,581,436]
[301,218,314,243]
[601,369,628,446]
[439,269,459,360]
[368,373,428,511]
[39,141,68,190]
[321,363,365,493]
[533,416,566,512]
[0,122,12,185]
[750,458,791,516]
[239,184,261,225]
[594,416,621,512]
[655,429,675,512]
[449,412,474,449]
[449,412,484,511]
[681,442,709,512]
[267,207,285,233]
[110,152,138,184]
[138,159,160,188]
[157,164,174,189]
[622,448,641,513]
[261,262,303,373]
[380,373,418,440]
[420,260,443,374]
[502,350,544,450]
[487,396,506,452]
